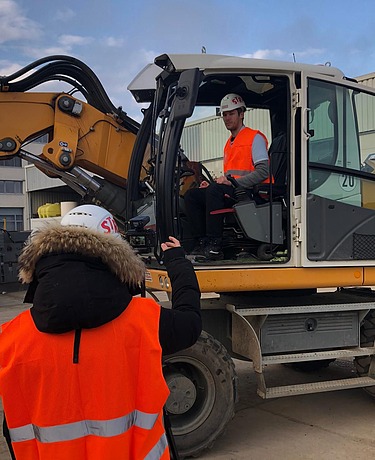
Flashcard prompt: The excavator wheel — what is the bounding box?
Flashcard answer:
[163,331,237,458]
[355,309,375,397]
[257,243,274,261]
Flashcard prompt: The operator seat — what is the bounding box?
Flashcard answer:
[210,131,287,259]
[253,130,287,203]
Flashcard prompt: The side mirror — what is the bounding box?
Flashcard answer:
[173,68,201,120]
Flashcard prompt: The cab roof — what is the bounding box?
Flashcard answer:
[128,53,346,103]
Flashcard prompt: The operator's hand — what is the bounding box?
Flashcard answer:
[199,180,210,188]
[161,236,181,251]
[215,175,232,186]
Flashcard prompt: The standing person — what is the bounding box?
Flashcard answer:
[0,204,201,460]
[184,93,270,261]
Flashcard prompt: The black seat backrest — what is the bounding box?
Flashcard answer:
[269,132,287,187]
[253,132,287,201]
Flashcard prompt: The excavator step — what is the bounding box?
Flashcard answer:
[259,376,375,399]
[232,302,375,316]
[262,347,375,365]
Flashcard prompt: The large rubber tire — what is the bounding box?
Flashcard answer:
[257,243,274,261]
[355,309,375,397]
[163,331,237,458]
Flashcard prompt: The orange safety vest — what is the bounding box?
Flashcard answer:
[0,297,170,460]
[223,127,271,183]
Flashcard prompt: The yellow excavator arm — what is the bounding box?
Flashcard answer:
[0,55,141,222]
[0,91,136,187]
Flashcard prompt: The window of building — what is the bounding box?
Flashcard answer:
[0,157,22,167]
[0,180,23,193]
[0,208,24,231]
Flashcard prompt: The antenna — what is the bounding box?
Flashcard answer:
[292,53,296,63]
[201,46,206,54]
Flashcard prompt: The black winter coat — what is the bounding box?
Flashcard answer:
[17,225,201,355]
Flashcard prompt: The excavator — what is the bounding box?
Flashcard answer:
[2,54,375,457]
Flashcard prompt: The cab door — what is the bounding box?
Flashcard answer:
[300,72,375,266]
[153,69,202,252]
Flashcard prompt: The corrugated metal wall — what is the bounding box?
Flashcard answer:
[358,97,375,133]
[29,190,80,218]
[24,165,65,192]
[353,74,375,163]
[355,74,375,135]
[357,73,375,89]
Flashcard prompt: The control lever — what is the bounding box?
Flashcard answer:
[226,174,252,201]
[225,174,239,187]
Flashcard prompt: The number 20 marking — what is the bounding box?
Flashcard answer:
[339,174,356,191]
[342,175,355,187]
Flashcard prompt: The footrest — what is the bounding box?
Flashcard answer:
[262,347,375,365]
[258,376,375,399]
[210,208,235,215]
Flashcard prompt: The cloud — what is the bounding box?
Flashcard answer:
[103,37,125,48]
[23,45,74,59]
[77,47,159,122]
[53,8,76,21]
[241,47,326,63]
[0,60,22,76]
[242,49,286,60]
[0,0,41,44]
[294,48,326,59]
[58,35,94,47]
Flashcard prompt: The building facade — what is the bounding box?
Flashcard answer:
[0,137,80,231]
[0,156,26,231]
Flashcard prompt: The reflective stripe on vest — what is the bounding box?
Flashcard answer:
[224,169,251,177]
[9,410,159,443]
[145,433,169,460]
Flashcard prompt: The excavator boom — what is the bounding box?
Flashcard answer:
[0,56,139,221]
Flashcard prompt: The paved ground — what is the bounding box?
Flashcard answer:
[0,288,31,460]
[1,289,375,459]
[200,360,375,459]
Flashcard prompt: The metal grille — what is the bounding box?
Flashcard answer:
[353,233,375,259]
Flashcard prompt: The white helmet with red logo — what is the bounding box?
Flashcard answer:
[220,93,246,113]
[61,204,119,237]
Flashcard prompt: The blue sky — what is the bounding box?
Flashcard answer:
[2,0,375,121]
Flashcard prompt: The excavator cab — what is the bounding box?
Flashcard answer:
[127,58,292,265]
[127,54,375,275]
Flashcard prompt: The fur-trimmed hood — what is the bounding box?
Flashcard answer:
[18,224,146,335]
[19,224,145,287]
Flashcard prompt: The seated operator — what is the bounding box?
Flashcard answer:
[184,93,271,261]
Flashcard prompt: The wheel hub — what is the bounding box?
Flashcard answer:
[165,374,197,415]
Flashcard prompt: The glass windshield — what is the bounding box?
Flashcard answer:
[307,78,375,261]
[307,79,361,203]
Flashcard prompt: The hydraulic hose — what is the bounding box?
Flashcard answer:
[0,55,139,134]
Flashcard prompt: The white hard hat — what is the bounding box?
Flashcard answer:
[61,204,120,236]
[220,93,246,113]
